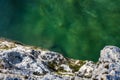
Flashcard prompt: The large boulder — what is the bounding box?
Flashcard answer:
[0,39,120,80]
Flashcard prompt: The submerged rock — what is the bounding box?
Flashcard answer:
[0,39,120,80]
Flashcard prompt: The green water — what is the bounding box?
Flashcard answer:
[0,0,120,61]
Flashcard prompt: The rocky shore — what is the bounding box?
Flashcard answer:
[0,39,120,80]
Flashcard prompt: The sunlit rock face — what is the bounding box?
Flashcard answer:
[0,39,120,80]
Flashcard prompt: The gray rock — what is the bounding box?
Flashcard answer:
[0,39,120,80]
[77,61,95,78]
[92,46,120,80]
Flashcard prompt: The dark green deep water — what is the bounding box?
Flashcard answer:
[0,0,120,61]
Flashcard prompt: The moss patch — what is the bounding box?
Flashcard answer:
[67,59,86,72]
[48,58,86,74]
[48,61,67,73]
[0,60,4,69]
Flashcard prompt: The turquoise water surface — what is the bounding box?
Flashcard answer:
[0,0,120,61]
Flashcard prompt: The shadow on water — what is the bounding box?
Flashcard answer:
[0,0,26,40]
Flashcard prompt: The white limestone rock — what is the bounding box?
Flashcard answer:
[99,46,120,63]
[92,46,120,80]
[77,61,95,78]
[0,39,120,80]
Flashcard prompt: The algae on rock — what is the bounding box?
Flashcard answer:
[0,39,120,80]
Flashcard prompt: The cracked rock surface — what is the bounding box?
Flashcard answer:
[0,39,120,80]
